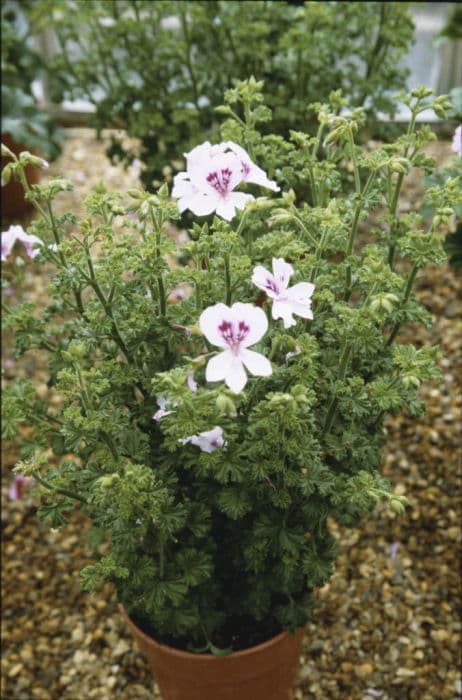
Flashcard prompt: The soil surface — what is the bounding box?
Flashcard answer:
[1,130,461,700]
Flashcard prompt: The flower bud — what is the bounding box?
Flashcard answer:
[1,143,15,159]
[1,164,13,186]
[97,474,120,488]
[402,374,420,389]
[389,494,408,514]
[390,158,410,174]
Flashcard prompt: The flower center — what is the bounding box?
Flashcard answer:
[219,319,250,353]
[265,277,280,294]
[206,168,233,197]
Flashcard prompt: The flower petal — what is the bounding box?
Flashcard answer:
[200,304,234,348]
[205,350,234,382]
[287,281,315,302]
[272,258,294,290]
[230,302,268,346]
[224,357,248,393]
[251,264,279,298]
[224,141,280,191]
[240,348,272,377]
[272,300,296,328]
[215,192,253,221]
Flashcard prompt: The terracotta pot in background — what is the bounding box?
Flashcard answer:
[119,604,305,700]
[1,133,41,219]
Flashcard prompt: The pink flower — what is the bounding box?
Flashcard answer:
[172,141,278,221]
[252,258,315,329]
[179,426,226,453]
[1,225,43,262]
[452,124,462,157]
[8,475,33,501]
[199,302,272,393]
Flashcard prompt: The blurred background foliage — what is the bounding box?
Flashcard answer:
[1,0,62,159]
[28,0,415,186]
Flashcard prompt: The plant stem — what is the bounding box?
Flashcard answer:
[33,471,87,504]
[321,344,352,436]
[224,253,231,305]
[151,213,167,317]
[344,170,375,300]
[85,246,133,362]
[387,111,417,269]
[292,215,319,249]
[385,264,418,346]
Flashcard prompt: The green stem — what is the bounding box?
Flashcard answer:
[344,171,375,300]
[224,253,231,305]
[151,213,167,317]
[292,215,319,249]
[85,247,133,362]
[387,111,417,269]
[33,471,87,504]
[385,264,418,347]
[321,344,352,436]
[347,129,361,195]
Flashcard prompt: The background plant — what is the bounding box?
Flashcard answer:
[31,0,414,186]
[1,0,61,159]
[2,80,459,654]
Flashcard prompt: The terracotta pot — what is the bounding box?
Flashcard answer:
[1,133,41,218]
[119,604,305,700]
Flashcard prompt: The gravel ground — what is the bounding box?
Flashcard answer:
[1,130,461,700]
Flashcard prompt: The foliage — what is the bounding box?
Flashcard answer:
[420,146,462,272]
[1,0,61,159]
[2,81,459,653]
[30,0,414,185]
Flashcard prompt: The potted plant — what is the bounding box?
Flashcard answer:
[1,0,61,217]
[2,80,459,699]
[31,0,414,187]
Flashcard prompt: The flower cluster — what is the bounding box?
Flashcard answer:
[172,141,279,220]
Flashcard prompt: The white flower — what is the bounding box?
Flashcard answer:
[252,258,315,329]
[152,396,175,422]
[224,141,280,192]
[172,140,279,221]
[179,426,226,453]
[172,142,253,221]
[199,302,272,393]
[1,225,43,262]
[452,124,462,157]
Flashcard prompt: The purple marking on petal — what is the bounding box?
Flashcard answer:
[265,278,279,294]
[218,319,250,349]
[241,161,251,178]
[206,167,233,197]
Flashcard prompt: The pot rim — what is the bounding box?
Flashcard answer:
[118,603,304,661]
